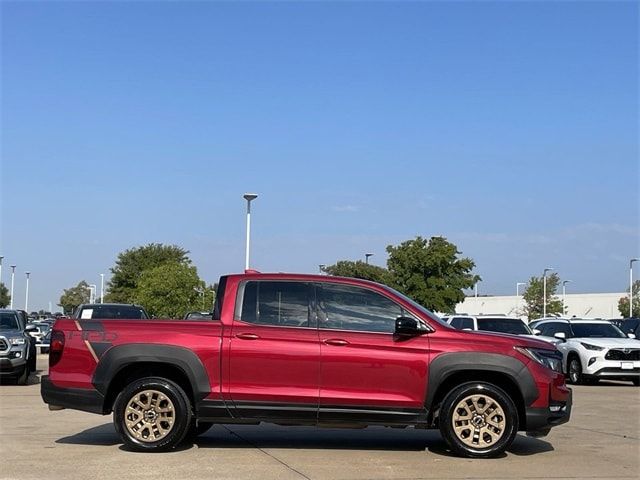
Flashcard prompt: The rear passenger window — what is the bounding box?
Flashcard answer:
[239,281,311,328]
[540,322,571,337]
[451,317,474,330]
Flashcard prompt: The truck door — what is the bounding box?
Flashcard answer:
[226,280,320,422]
[316,282,430,424]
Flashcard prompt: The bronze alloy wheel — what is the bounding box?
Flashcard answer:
[439,382,518,458]
[451,394,506,449]
[114,376,192,452]
[124,389,176,443]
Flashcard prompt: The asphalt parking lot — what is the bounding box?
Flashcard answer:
[0,355,638,480]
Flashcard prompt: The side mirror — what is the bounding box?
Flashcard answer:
[532,329,541,335]
[628,333,636,339]
[554,332,567,341]
[25,324,37,333]
[395,317,426,336]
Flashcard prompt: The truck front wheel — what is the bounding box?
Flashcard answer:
[114,377,192,452]
[438,382,518,458]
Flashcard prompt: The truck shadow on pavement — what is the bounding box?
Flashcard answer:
[55,423,553,457]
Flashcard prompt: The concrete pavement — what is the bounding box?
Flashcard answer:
[0,355,638,480]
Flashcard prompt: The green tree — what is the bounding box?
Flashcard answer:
[618,280,640,318]
[134,263,203,318]
[322,260,393,285]
[522,273,564,320]
[105,243,190,303]
[58,280,91,315]
[386,236,479,313]
[0,283,10,308]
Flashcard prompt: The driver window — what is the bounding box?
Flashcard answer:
[317,283,406,333]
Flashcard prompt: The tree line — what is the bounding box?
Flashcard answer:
[48,238,640,320]
[58,244,215,318]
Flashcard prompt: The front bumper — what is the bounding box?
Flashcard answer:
[41,375,106,414]
[586,366,640,380]
[583,356,640,378]
[525,387,572,437]
[0,357,27,377]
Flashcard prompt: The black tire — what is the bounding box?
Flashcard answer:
[113,377,192,452]
[567,356,583,385]
[438,382,519,458]
[15,366,28,386]
[28,346,37,373]
[185,420,214,440]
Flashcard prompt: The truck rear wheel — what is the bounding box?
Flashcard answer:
[438,382,518,458]
[114,377,192,452]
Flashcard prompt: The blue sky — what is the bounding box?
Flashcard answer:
[1,1,638,311]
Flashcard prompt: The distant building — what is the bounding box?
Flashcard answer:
[456,292,625,320]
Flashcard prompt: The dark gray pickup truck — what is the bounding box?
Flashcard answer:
[0,309,37,384]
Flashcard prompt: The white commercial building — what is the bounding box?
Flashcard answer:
[456,292,626,320]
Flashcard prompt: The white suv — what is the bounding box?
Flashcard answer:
[533,318,640,385]
[446,315,539,337]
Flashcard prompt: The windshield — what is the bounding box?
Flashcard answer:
[380,285,448,326]
[571,323,626,338]
[477,318,532,335]
[0,312,20,330]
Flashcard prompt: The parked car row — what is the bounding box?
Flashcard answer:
[445,315,640,386]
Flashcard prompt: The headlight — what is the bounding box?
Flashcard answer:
[580,342,604,351]
[515,346,563,373]
[10,338,25,345]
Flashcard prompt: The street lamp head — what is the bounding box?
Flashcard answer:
[631,258,640,266]
[25,272,30,277]
[543,268,553,275]
[562,280,572,285]
[243,193,258,202]
[10,265,16,270]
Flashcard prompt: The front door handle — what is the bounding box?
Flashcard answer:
[236,333,260,340]
[323,338,349,346]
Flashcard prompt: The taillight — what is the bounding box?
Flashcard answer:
[49,330,65,367]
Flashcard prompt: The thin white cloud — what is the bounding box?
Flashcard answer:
[332,205,360,213]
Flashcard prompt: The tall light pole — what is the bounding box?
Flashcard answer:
[630,259,639,318]
[475,280,481,298]
[9,265,16,309]
[562,280,572,316]
[0,256,4,286]
[243,193,258,271]
[89,284,97,304]
[100,274,105,304]
[24,272,30,312]
[543,268,553,318]
[365,253,374,264]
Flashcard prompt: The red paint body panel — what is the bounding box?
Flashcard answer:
[226,322,320,406]
[319,330,429,408]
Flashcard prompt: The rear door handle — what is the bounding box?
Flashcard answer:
[235,333,260,340]
[323,338,349,346]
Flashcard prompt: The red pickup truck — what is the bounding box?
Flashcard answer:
[41,272,571,458]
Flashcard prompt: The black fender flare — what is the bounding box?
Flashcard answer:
[92,344,211,401]
[425,352,539,410]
